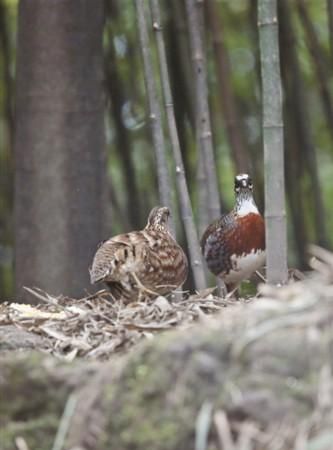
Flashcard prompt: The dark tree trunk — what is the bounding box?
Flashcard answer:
[14,0,106,300]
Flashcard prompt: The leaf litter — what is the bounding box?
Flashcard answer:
[0,286,240,360]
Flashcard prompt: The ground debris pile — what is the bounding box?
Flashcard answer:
[2,246,333,450]
[0,287,237,359]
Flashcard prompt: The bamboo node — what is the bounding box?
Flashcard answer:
[263,122,284,128]
[257,17,278,27]
[265,213,287,219]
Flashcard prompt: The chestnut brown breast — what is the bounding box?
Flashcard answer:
[201,212,265,287]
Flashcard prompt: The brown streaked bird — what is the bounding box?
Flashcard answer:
[89,206,188,303]
[200,174,265,292]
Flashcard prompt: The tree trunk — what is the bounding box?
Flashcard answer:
[14,0,106,300]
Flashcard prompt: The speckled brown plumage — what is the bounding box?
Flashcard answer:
[201,174,265,291]
[89,206,188,303]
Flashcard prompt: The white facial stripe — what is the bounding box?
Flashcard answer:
[236,174,249,182]
[237,198,259,217]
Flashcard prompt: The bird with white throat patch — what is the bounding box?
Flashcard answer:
[200,173,265,294]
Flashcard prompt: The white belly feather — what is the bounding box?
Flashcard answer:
[222,249,266,284]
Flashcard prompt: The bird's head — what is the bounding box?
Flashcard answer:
[234,173,258,216]
[234,173,253,194]
[145,206,170,231]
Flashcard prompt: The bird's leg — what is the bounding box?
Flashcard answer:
[226,283,239,299]
[130,272,160,298]
[216,278,228,298]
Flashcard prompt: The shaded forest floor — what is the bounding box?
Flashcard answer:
[1,250,333,450]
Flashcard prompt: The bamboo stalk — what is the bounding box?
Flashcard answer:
[205,0,250,174]
[149,0,206,290]
[0,1,13,146]
[196,151,209,236]
[279,0,329,250]
[185,0,220,222]
[105,23,141,228]
[258,0,288,284]
[296,0,333,141]
[279,4,308,268]
[247,0,266,213]
[134,0,174,233]
[327,0,333,63]
[169,0,195,130]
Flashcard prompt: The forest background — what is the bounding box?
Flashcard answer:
[0,0,331,299]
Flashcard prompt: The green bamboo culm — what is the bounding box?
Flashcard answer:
[258,0,288,284]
